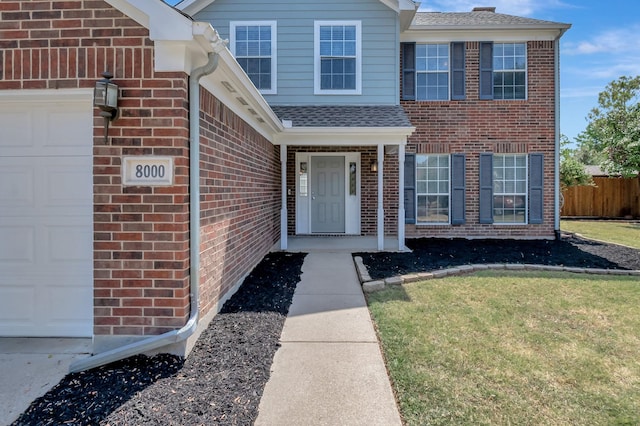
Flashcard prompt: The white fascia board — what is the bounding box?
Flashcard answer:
[401,27,567,43]
[274,126,415,146]
[106,0,194,41]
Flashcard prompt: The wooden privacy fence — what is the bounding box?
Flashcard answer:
[561,176,640,218]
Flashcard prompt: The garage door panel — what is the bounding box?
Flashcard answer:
[0,226,35,264]
[47,109,93,153]
[0,93,93,337]
[48,225,93,264]
[0,165,35,211]
[0,109,33,149]
[45,160,93,210]
[0,284,35,323]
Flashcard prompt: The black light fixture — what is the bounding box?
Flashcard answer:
[93,71,119,142]
[370,160,378,173]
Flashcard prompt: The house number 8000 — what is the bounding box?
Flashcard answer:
[123,156,173,186]
[135,164,165,179]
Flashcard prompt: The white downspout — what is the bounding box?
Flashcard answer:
[70,52,220,373]
[554,36,561,239]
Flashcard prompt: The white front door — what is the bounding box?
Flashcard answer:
[0,91,93,337]
[311,156,345,233]
[295,153,360,235]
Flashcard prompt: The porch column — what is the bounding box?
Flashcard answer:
[398,144,405,251]
[377,144,384,250]
[280,144,288,250]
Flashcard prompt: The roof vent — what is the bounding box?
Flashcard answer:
[472,7,496,12]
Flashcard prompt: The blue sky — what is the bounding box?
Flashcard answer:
[166,0,640,143]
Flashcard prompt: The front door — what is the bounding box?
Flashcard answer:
[311,156,345,233]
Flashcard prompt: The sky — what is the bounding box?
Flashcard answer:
[165,0,640,143]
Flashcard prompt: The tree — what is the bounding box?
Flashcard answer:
[559,134,593,189]
[583,75,640,177]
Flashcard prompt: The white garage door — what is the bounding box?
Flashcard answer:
[0,90,93,337]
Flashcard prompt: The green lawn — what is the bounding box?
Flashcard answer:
[561,220,640,249]
[368,271,640,425]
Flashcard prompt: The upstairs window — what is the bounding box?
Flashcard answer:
[230,21,277,94]
[401,42,465,101]
[314,21,361,95]
[416,44,449,101]
[480,42,527,100]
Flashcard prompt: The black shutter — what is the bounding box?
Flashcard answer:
[401,43,416,101]
[450,154,466,224]
[529,153,544,224]
[451,42,466,100]
[479,42,493,100]
[404,153,416,224]
[479,153,494,223]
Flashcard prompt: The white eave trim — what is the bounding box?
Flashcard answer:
[401,26,569,42]
[274,126,416,146]
[178,0,415,16]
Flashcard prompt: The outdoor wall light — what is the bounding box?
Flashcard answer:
[370,160,378,173]
[94,71,119,142]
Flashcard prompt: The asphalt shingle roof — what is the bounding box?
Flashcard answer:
[412,10,569,28]
[270,105,413,128]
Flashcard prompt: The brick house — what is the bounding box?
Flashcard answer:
[0,0,569,369]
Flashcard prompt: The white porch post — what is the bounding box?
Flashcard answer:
[280,144,288,250]
[398,144,405,251]
[377,144,384,250]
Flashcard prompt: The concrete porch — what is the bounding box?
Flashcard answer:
[284,236,406,252]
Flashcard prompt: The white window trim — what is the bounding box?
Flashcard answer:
[230,21,278,95]
[493,154,528,225]
[415,153,451,225]
[492,42,528,101]
[415,43,451,102]
[314,20,362,95]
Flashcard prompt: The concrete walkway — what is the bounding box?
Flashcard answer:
[255,252,402,426]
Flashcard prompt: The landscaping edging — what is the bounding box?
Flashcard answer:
[353,256,640,293]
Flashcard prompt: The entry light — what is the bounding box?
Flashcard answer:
[94,71,119,142]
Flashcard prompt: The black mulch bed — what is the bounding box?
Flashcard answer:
[12,252,307,426]
[357,233,640,280]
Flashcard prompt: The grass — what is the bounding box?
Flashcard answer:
[368,271,640,425]
[561,220,640,249]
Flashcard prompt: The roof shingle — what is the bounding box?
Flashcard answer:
[412,10,569,28]
[270,105,413,128]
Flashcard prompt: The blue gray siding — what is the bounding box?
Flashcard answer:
[192,0,399,105]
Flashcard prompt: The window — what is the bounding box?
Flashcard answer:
[401,42,465,101]
[230,21,277,94]
[416,154,450,223]
[416,44,449,101]
[314,21,361,95]
[480,42,526,100]
[493,154,527,223]
[405,153,465,225]
[493,43,526,99]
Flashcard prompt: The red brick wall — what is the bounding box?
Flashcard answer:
[198,90,281,316]
[1,1,280,339]
[400,41,557,239]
